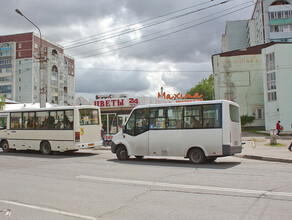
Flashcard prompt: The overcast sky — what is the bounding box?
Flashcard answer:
[1,0,254,100]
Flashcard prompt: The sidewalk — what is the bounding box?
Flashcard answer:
[236,132,292,163]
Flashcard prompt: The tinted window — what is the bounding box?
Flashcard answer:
[230,105,239,122]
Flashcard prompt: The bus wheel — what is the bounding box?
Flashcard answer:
[116,146,129,160]
[40,141,52,155]
[189,148,206,164]
[135,156,144,159]
[1,140,10,153]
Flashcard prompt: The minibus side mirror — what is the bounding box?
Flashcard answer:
[122,125,126,133]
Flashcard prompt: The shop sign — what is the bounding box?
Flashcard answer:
[94,98,139,108]
[158,92,203,100]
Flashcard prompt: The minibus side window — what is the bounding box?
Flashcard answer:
[150,108,166,129]
[135,108,149,135]
[125,111,135,136]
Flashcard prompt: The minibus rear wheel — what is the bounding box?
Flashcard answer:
[116,146,129,160]
[40,141,52,155]
[189,148,206,164]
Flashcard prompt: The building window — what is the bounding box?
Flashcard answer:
[35,43,38,49]
[256,108,263,119]
[266,52,277,102]
[18,52,22,57]
[19,43,22,49]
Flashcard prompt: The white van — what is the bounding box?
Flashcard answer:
[111,100,242,164]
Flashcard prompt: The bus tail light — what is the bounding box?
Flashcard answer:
[75,132,80,142]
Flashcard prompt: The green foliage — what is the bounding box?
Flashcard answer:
[0,95,5,111]
[186,74,214,100]
[241,115,255,127]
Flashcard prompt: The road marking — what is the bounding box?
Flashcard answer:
[77,175,292,198]
[0,200,97,220]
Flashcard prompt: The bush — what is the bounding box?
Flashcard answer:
[241,115,255,127]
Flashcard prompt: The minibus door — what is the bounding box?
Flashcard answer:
[0,115,8,139]
[123,109,149,156]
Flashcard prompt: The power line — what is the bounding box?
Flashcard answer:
[62,1,220,47]
[73,1,251,58]
[76,3,254,60]
[65,0,230,50]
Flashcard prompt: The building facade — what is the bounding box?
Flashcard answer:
[261,43,292,131]
[0,32,75,105]
[212,42,292,131]
[249,0,292,46]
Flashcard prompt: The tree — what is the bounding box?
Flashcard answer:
[186,74,214,100]
[0,95,5,111]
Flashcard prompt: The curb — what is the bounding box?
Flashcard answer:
[235,154,292,164]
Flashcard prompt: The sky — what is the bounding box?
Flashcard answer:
[0,0,255,100]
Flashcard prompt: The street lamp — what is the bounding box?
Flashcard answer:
[15,9,46,108]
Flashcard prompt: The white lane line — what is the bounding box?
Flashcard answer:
[77,175,292,198]
[0,200,97,220]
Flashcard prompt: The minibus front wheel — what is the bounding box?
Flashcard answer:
[116,145,129,160]
[1,140,10,153]
[188,148,206,164]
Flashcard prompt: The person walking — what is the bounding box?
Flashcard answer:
[276,121,282,136]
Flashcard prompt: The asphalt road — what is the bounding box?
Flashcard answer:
[0,149,292,220]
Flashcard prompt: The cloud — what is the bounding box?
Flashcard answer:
[0,0,254,100]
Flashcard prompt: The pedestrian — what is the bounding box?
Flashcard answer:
[276,121,282,136]
[101,125,106,146]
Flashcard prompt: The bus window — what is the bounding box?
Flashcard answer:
[150,108,166,129]
[184,105,202,129]
[23,112,36,130]
[125,112,135,136]
[11,112,22,129]
[203,104,222,128]
[49,111,57,129]
[0,117,7,129]
[117,115,128,132]
[80,109,99,125]
[135,108,149,135]
[230,105,239,122]
[36,111,49,129]
[64,110,73,129]
[166,106,183,129]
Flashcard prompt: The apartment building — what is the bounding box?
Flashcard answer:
[0,32,75,105]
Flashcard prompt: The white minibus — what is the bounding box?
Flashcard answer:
[0,105,102,154]
[111,100,242,164]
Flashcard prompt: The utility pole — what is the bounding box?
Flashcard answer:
[15,9,46,108]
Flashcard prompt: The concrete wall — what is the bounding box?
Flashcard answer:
[213,53,265,127]
[222,20,249,52]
